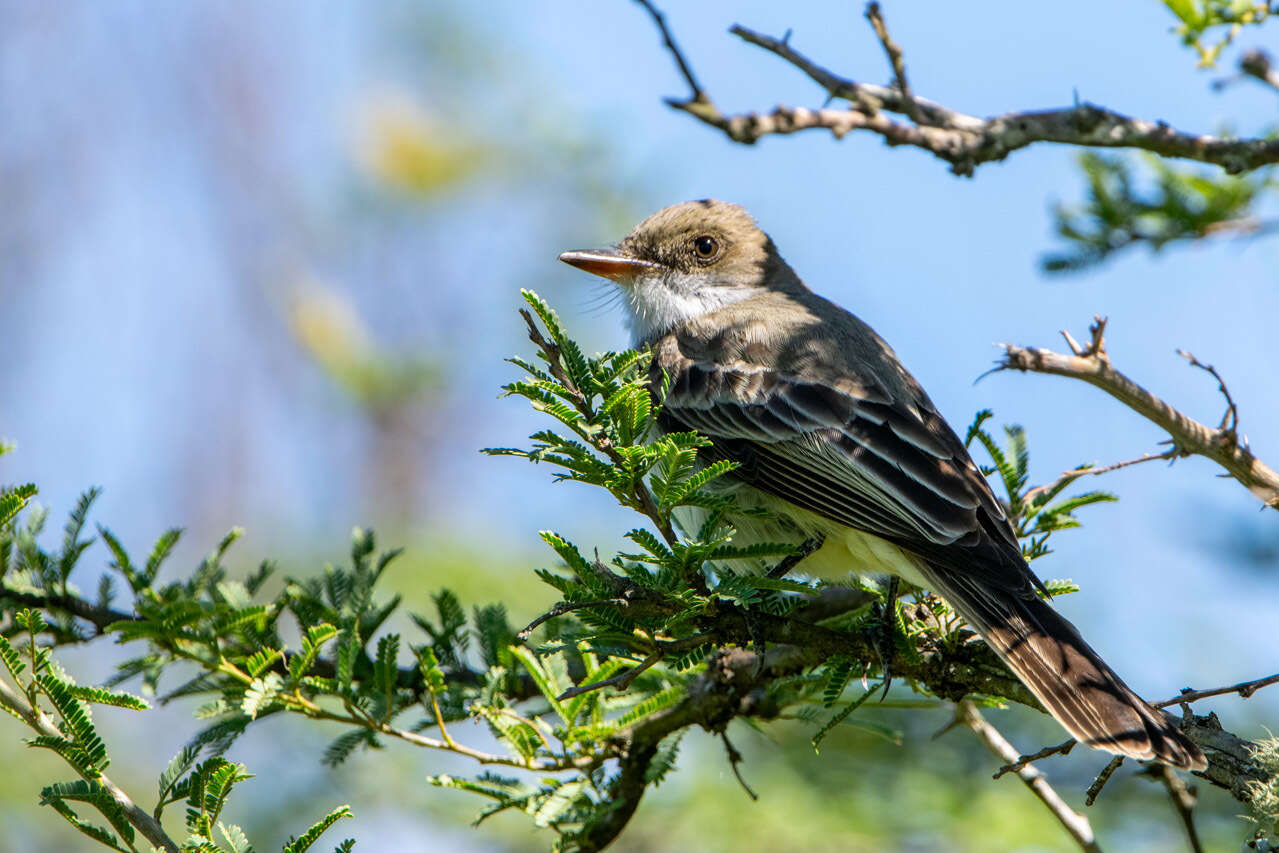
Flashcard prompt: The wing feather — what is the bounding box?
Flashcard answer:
[657,354,1034,595]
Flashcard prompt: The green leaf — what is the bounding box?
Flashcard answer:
[242,672,283,720]
[282,805,354,853]
[322,730,379,768]
[289,623,339,684]
[144,527,183,586]
[219,821,255,853]
[58,488,101,586]
[67,684,150,711]
[415,644,446,695]
[185,758,253,838]
[812,683,879,750]
[614,685,683,728]
[510,646,570,722]
[0,634,26,681]
[335,627,360,694]
[374,633,401,712]
[821,657,855,708]
[245,648,283,679]
[40,780,134,851]
[645,732,684,786]
[0,483,37,527]
[157,744,201,815]
[37,674,108,775]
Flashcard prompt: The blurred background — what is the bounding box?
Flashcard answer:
[0,1,1276,850]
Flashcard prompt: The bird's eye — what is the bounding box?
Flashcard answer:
[692,235,719,260]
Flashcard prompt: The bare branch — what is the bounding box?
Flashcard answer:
[557,647,665,700]
[1155,672,1279,708]
[958,700,1102,852]
[518,598,627,640]
[631,0,705,104]
[1021,449,1184,507]
[1177,348,1240,433]
[998,316,1279,508]
[994,738,1078,779]
[864,3,922,125]
[1157,764,1204,853]
[1242,49,1279,94]
[1086,756,1126,806]
[720,730,758,801]
[635,3,1279,176]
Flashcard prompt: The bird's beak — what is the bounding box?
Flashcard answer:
[558,249,659,282]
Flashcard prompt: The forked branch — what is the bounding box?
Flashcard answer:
[633,1,1279,175]
[999,316,1279,508]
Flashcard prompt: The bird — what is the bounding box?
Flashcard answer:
[557,199,1206,771]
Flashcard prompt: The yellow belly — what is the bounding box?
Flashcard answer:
[675,483,929,588]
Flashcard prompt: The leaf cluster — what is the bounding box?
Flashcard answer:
[965,410,1116,563]
[1161,0,1275,67]
[1043,153,1274,273]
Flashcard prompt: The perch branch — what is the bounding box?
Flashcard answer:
[1157,764,1204,853]
[998,316,1279,508]
[1155,672,1279,708]
[634,2,1279,175]
[958,700,1101,852]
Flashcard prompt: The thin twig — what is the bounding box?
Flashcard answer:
[765,535,824,578]
[1242,49,1279,94]
[958,701,1101,852]
[720,730,759,801]
[1176,349,1240,434]
[1157,764,1203,853]
[994,738,1078,779]
[518,598,627,640]
[1000,317,1279,508]
[1085,756,1125,806]
[557,648,665,701]
[864,2,922,124]
[1154,672,1279,708]
[1021,450,1184,506]
[632,0,705,103]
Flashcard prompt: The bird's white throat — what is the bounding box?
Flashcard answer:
[620,271,757,344]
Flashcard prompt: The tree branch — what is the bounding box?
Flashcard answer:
[0,675,179,853]
[998,316,1279,508]
[634,2,1279,176]
[958,700,1102,852]
[1157,764,1204,853]
[1155,672,1279,708]
[1239,49,1279,95]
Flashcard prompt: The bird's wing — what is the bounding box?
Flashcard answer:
[656,353,1039,597]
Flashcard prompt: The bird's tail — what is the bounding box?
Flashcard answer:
[922,569,1206,771]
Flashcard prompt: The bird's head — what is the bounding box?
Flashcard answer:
[558,199,800,342]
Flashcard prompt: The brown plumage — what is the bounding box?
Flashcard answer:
[559,200,1206,771]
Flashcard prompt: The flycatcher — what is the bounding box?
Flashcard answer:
[559,199,1205,771]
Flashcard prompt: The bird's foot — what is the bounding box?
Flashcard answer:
[870,576,900,701]
[766,535,825,579]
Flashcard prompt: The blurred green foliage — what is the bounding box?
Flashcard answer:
[1161,0,1275,67]
[1043,153,1275,272]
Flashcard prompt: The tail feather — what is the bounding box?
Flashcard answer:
[923,568,1206,771]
